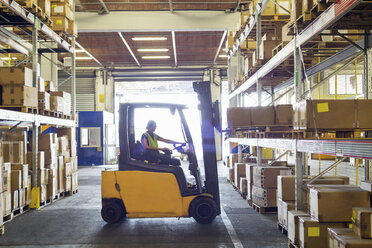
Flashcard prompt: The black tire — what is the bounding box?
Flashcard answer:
[101,201,125,224]
[189,197,217,224]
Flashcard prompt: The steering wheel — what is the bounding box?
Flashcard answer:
[173,143,187,154]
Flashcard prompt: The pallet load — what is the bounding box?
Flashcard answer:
[0,68,37,111]
[38,92,50,113]
[296,185,370,248]
[277,176,295,229]
[2,162,12,219]
[50,92,71,116]
[246,163,256,205]
[328,208,372,247]
[51,0,78,37]
[252,166,292,212]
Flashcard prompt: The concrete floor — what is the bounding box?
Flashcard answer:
[0,164,287,248]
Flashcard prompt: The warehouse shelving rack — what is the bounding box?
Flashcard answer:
[0,0,76,208]
[227,0,372,211]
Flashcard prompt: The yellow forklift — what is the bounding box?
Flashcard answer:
[101,81,221,224]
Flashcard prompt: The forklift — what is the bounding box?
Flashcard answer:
[101,81,221,224]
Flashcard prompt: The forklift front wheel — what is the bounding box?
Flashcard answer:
[101,201,126,224]
[189,197,217,224]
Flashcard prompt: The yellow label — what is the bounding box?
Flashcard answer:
[52,4,57,8]
[97,147,102,152]
[308,227,320,237]
[56,20,62,25]
[317,102,329,113]
[348,223,353,229]
[352,210,356,223]
[99,94,105,103]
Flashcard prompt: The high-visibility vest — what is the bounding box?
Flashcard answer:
[145,132,158,148]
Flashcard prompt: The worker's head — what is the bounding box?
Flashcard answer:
[146,120,157,133]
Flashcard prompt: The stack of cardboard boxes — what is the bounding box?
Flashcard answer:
[51,0,78,37]
[252,166,292,209]
[0,68,37,108]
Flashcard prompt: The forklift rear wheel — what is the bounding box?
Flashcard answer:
[101,201,125,224]
[190,197,217,224]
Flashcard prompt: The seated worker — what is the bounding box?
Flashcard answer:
[141,120,184,166]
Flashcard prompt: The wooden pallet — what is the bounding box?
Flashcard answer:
[252,203,277,214]
[39,109,50,116]
[0,106,38,114]
[64,188,78,197]
[2,212,13,224]
[12,205,30,217]
[49,111,63,118]
[277,222,288,235]
[247,199,252,206]
[62,114,72,120]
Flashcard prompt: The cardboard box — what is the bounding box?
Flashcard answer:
[58,156,65,192]
[50,91,71,115]
[38,133,56,151]
[290,0,302,23]
[18,188,25,207]
[38,77,45,92]
[333,232,372,248]
[38,168,46,186]
[229,154,238,168]
[70,156,78,172]
[302,0,312,13]
[240,178,248,196]
[299,216,346,248]
[245,163,256,182]
[11,170,22,191]
[51,1,74,20]
[39,0,51,17]
[234,163,246,189]
[50,95,64,112]
[43,148,57,166]
[227,107,252,128]
[58,136,70,157]
[3,141,24,164]
[310,187,370,222]
[0,193,3,225]
[1,85,38,107]
[0,163,2,193]
[65,162,72,177]
[328,228,354,248]
[40,185,47,202]
[228,168,234,183]
[360,181,372,192]
[38,92,50,111]
[278,176,296,201]
[26,175,31,205]
[275,104,293,125]
[11,164,28,188]
[283,200,296,227]
[47,169,57,199]
[2,162,11,193]
[26,151,45,169]
[352,208,372,238]
[251,106,275,126]
[277,198,284,225]
[11,190,18,210]
[68,19,78,37]
[3,191,11,215]
[71,171,78,190]
[252,185,277,207]
[64,176,71,192]
[288,211,309,244]
[45,80,56,92]
[253,166,292,188]
[0,67,32,87]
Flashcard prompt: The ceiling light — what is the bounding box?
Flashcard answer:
[132,37,167,41]
[75,57,93,60]
[218,55,228,58]
[1,57,17,60]
[142,56,170,59]
[137,48,169,52]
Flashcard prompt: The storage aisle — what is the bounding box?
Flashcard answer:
[0,164,287,247]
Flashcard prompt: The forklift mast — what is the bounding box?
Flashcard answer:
[193,81,221,215]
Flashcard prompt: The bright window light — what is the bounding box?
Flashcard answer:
[218,55,228,58]
[75,49,85,53]
[0,57,17,60]
[137,48,169,52]
[132,37,167,41]
[142,56,170,59]
[76,57,93,60]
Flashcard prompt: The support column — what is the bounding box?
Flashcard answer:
[365,33,372,180]
[257,79,262,106]
[295,150,304,210]
[228,52,238,107]
[238,144,243,163]
[71,38,76,119]
[31,22,40,209]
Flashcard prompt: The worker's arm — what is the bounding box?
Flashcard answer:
[157,135,185,145]
[142,137,168,151]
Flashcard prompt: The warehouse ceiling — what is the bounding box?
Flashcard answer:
[76,0,248,12]
[76,31,227,67]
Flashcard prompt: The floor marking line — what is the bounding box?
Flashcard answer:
[220,207,244,248]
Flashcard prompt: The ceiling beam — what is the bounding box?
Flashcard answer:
[75,41,103,66]
[117,32,141,67]
[212,30,227,65]
[171,31,177,67]
[169,0,174,13]
[76,11,240,32]
[98,0,110,15]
